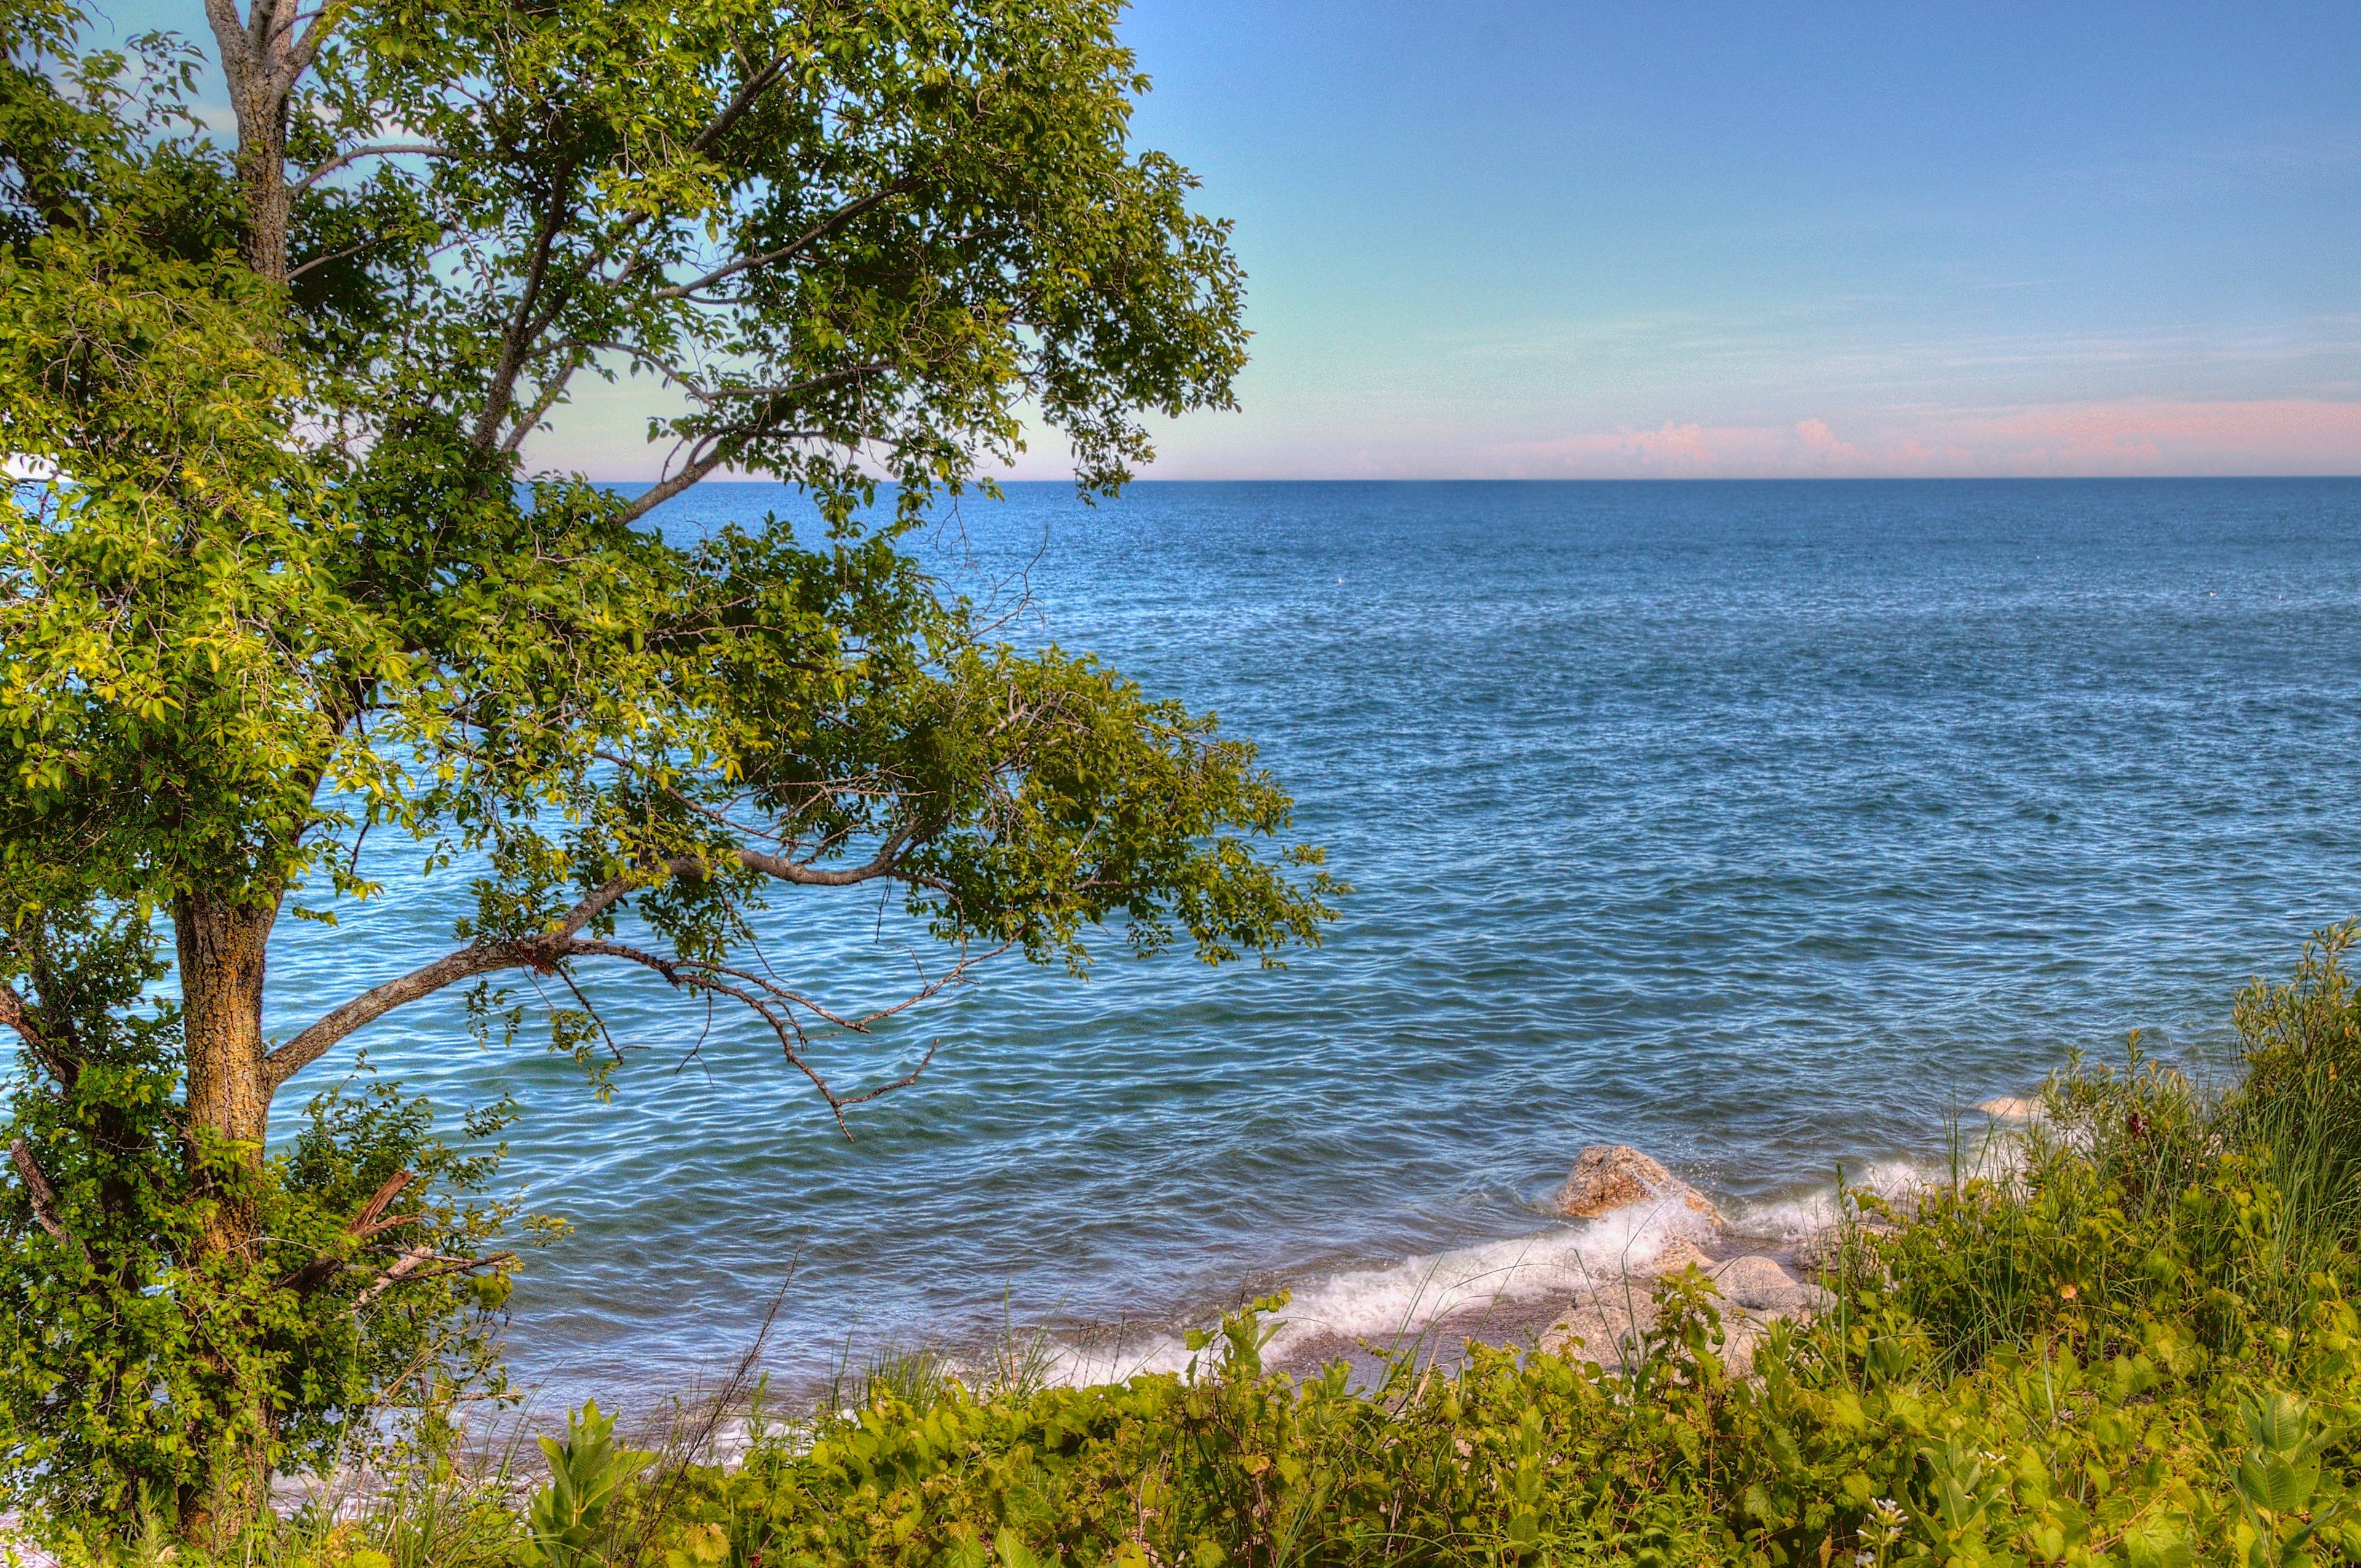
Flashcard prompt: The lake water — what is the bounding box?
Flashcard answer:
[259,478,2361,1401]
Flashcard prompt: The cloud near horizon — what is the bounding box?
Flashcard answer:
[532,394,2361,486]
[1420,400,2361,480]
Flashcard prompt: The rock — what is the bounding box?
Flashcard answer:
[1977,1096,2040,1122]
[1707,1254,1831,1313]
[1553,1146,1721,1224]
[1540,1252,1830,1377]
[1540,1291,1650,1372]
[1795,1218,1896,1275]
[1533,1235,1712,1372]
[1638,1238,1714,1279]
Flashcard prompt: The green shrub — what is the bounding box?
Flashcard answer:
[0,896,520,1543]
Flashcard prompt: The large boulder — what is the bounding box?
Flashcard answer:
[1553,1145,1721,1224]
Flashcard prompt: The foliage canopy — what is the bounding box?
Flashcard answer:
[0,0,1332,1536]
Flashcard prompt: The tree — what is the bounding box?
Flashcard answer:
[0,0,1336,1540]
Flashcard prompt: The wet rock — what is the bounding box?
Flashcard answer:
[1535,1240,1698,1374]
[1795,1218,1896,1275]
[1977,1096,2040,1122]
[1552,1145,1721,1224]
[1541,1252,1830,1377]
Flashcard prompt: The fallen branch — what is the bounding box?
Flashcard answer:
[284,1168,418,1294]
[357,1243,434,1304]
[356,1245,516,1307]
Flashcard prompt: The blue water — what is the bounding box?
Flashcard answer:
[259,478,2361,1399]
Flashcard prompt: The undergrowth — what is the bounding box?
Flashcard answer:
[30,924,2361,1567]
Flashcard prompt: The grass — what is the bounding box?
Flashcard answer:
[30,924,2361,1568]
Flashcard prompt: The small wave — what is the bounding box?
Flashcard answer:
[1720,1157,1947,1242]
[1032,1149,2035,1388]
[1040,1191,1720,1386]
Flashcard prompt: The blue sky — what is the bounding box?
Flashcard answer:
[1077,0,2361,478]
[87,0,2361,477]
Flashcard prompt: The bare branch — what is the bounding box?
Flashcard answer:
[286,239,374,281]
[282,1167,417,1293]
[288,143,449,197]
[654,178,919,301]
[358,1249,515,1304]
[0,981,77,1089]
[356,1243,432,1304]
[263,837,939,1092]
[352,1167,415,1233]
[0,983,41,1055]
[740,825,920,887]
[8,1138,77,1252]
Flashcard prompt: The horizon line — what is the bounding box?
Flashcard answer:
[586,472,2361,486]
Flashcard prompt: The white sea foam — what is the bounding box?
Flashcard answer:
[1034,1147,2043,1390]
[1719,1157,1947,1243]
[1038,1190,1720,1387]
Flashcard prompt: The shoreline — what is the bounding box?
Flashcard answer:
[521,1142,1986,1438]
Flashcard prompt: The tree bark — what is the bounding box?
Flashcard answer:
[170,886,280,1543]
[175,888,276,1164]
[234,108,289,287]
[175,12,306,1534]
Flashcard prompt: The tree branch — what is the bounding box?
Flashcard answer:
[289,143,450,197]
[687,52,791,156]
[691,364,888,400]
[200,0,256,105]
[654,179,919,301]
[471,174,578,451]
[610,432,732,525]
[356,1243,432,1304]
[286,239,374,281]
[8,1138,78,1254]
[263,836,931,1090]
[264,938,545,1091]
[358,1248,515,1305]
[282,1168,416,1294]
[0,980,75,1088]
[0,982,41,1055]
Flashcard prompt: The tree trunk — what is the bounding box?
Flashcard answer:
[177,10,298,1539]
[176,887,275,1163]
[231,100,288,287]
[172,886,280,1543]
[204,1,293,289]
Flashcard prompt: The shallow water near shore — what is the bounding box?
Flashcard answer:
[224,479,2361,1404]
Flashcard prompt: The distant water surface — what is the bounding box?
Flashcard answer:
[251,479,2361,1399]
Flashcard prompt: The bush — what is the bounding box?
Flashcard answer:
[0,897,520,1542]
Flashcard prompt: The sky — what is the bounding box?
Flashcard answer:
[85,0,2361,478]
[1080,0,2361,480]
